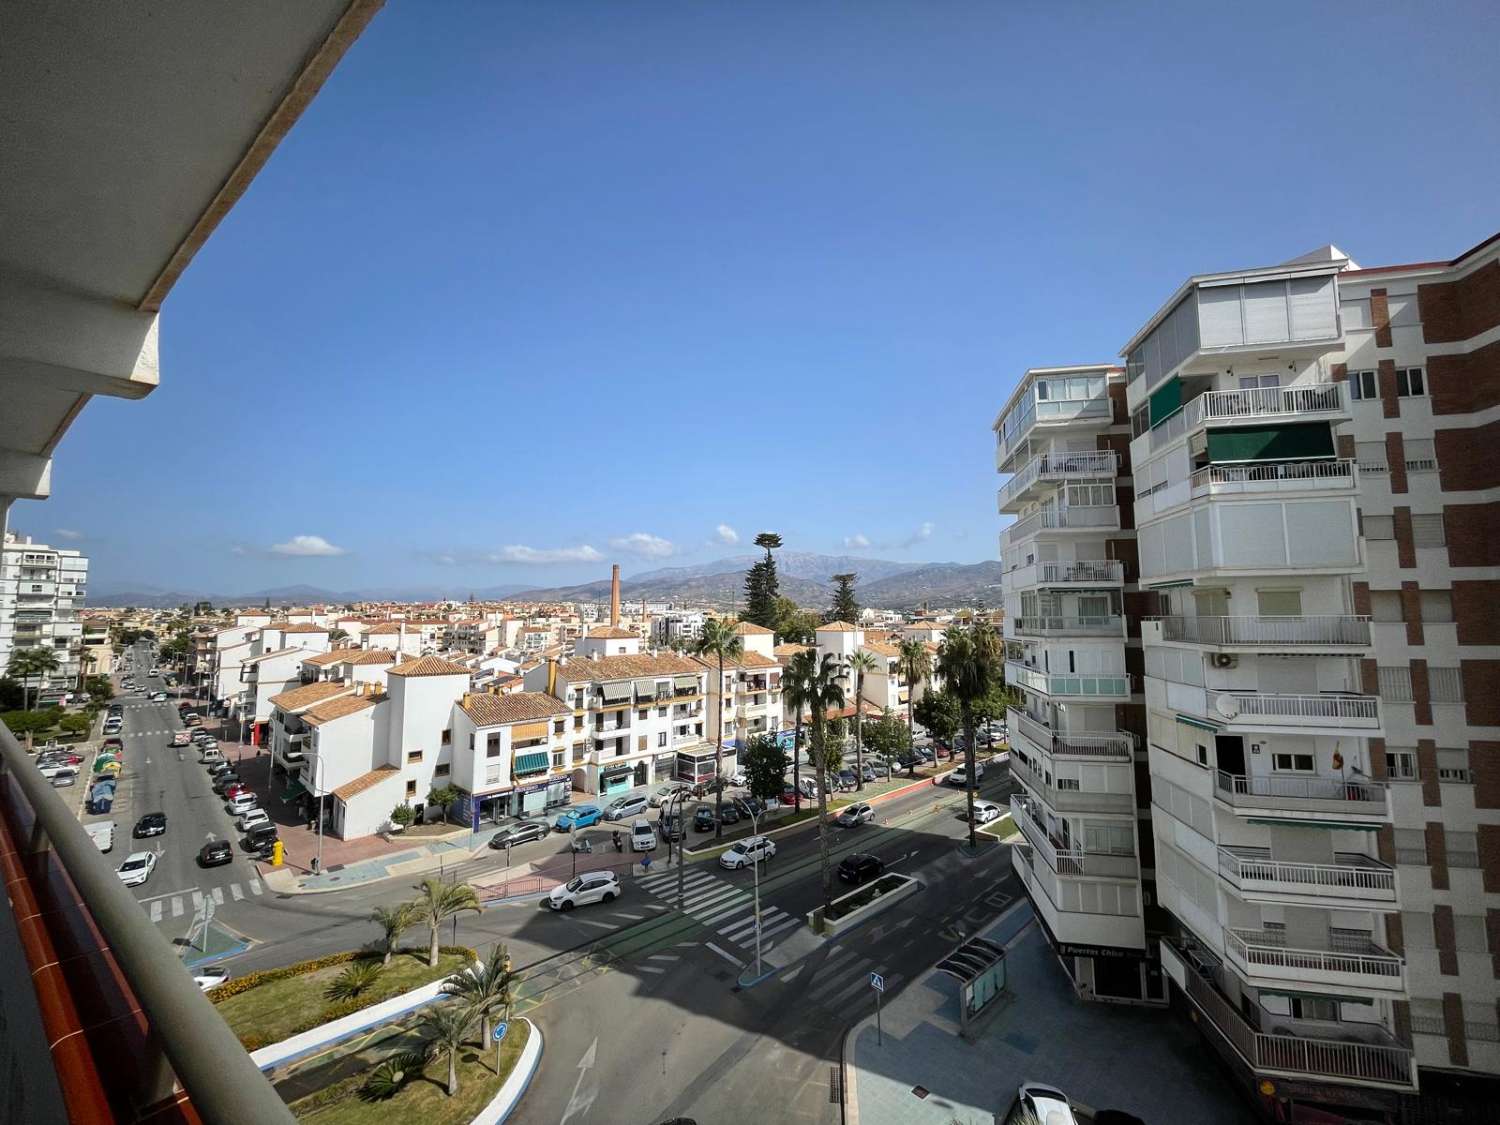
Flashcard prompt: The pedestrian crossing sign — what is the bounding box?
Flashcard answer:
[869,972,885,992]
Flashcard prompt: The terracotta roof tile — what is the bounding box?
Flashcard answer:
[862,641,899,658]
[586,626,636,639]
[459,691,571,726]
[731,621,773,635]
[333,765,401,802]
[302,650,350,667]
[269,681,354,711]
[817,621,858,632]
[691,652,780,672]
[336,649,397,666]
[557,653,705,684]
[386,655,473,678]
[304,694,382,726]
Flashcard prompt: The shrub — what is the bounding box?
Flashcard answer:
[209,950,365,1002]
[325,960,383,1001]
[359,1051,428,1102]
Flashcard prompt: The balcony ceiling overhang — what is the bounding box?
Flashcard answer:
[0,1,380,502]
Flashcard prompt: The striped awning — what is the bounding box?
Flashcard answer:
[514,751,549,775]
[511,721,549,741]
[674,675,698,690]
[601,682,631,702]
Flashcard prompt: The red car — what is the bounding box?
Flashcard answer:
[224,783,249,801]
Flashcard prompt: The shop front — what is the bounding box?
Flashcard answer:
[675,745,719,785]
[600,763,634,796]
[461,774,572,829]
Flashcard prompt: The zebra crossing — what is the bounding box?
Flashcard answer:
[789,942,905,1011]
[140,878,263,925]
[636,867,802,957]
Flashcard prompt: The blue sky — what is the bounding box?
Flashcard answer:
[21,1,1500,595]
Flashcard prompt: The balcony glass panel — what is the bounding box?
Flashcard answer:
[1159,615,1370,647]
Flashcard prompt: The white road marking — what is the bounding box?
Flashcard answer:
[614,911,643,920]
[573,918,614,930]
[760,916,799,940]
[172,897,185,918]
[139,887,197,903]
[696,897,754,926]
[230,884,244,901]
[646,953,680,963]
[210,887,224,905]
[704,941,742,968]
[149,900,163,922]
[637,965,665,974]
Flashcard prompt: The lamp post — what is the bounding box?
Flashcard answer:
[748,804,764,978]
[665,788,690,910]
[310,751,326,875]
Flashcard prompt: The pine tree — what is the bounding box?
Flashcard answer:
[827,572,859,624]
[742,532,782,628]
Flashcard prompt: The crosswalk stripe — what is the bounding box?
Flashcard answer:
[211,887,224,905]
[820,973,878,1008]
[230,884,244,901]
[719,915,761,942]
[692,891,749,919]
[149,900,163,922]
[249,880,262,896]
[638,965,664,974]
[682,885,739,912]
[172,897,184,918]
[761,916,799,940]
[191,891,203,911]
[642,871,714,894]
[808,958,870,1001]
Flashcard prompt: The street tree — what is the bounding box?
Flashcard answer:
[897,637,933,768]
[413,877,481,968]
[913,688,960,757]
[6,647,59,711]
[441,942,514,1045]
[694,617,744,839]
[370,901,419,965]
[827,573,859,625]
[418,1001,476,1098]
[936,622,1003,850]
[780,648,818,812]
[427,784,462,824]
[801,652,847,913]
[847,649,878,791]
[861,710,912,773]
[739,733,788,804]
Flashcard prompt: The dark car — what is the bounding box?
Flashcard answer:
[690,777,727,798]
[207,760,233,777]
[489,822,548,850]
[198,840,232,867]
[659,813,685,841]
[836,769,857,791]
[211,772,241,795]
[732,795,765,819]
[693,806,716,832]
[133,812,167,838]
[244,824,279,853]
[718,804,742,825]
[837,853,885,885]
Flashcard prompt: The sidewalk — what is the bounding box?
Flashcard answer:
[260,831,480,893]
[843,901,1255,1125]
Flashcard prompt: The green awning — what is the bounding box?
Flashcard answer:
[514,751,549,775]
[1176,714,1220,733]
[1206,422,1335,463]
[1148,580,1195,590]
[1148,376,1182,427]
[1245,817,1380,832]
[282,780,307,800]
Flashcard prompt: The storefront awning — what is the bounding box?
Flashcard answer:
[601,764,633,779]
[282,779,307,800]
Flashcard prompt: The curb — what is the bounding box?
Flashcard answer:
[474,1016,543,1125]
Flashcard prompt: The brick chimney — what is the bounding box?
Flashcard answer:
[610,564,621,627]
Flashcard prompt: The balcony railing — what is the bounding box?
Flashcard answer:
[1174,945,1414,1088]
[1010,795,1138,878]
[1159,615,1371,647]
[1008,707,1135,760]
[1214,770,1388,811]
[1224,927,1404,987]
[1009,753,1135,814]
[998,449,1119,511]
[1002,505,1121,550]
[1148,383,1346,452]
[1012,614,1124,637]
[1003,559,1127,592]
[1218,846,1397,901]
[1206,691,1380,728]
[1191,458,1357,497]
[1006,662,1134,700]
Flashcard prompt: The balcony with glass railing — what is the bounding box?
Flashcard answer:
[1001,505,1121,552]
[1010,795,1139,879]
[1001,559,1125,593]
[1006,661,1133,701]
[1012,614,1125,639]
[1009,752,1135,814]
[1007,707,1135,761]
[995,392,1113,470]
[1223,926,1405,995]
[1217,846,1397,909]
[1213,769,1389,819]
[1158,614,1371,649]
[998,449,1119,513]
[1164,938,1415,1090]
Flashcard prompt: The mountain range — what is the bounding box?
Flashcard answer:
[85,554,1004,611]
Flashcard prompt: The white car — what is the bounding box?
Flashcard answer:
[972,799,1003,825]
[237,809,271,832]
[1016,1082,1078,1125]
[728,769,748,787]
[630,819,657,852]
[148,668,161,677]
[87,820,116,853]
[548,870,621,911]
[605,794,649,821]
[150,691,168,701]
[116,851,157,887]
[648,783,690,809]
[225,792,258,815]
[719,835,777,869]
[192,966,230,992]
[949,761,986,786]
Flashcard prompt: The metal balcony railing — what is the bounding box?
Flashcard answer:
[1009,753,1135,814]
[0,718,294,1122]
[1190,458,1357,496]
[1148,384,1346,452]
[1217,846,1397,897]
[1206,691,1380,725]
[1002,504,1122,549]
[1008,707,1135,760]
[998,449,1119,510]
[1214,770,1388,808]
[1010,794,1137,878]
[1224,927,1404,983]
[1159,615,1371,647]
[1013,614,1124,637]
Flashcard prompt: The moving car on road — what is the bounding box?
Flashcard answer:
[150,691,168,701]
[719,835,776,870]
[554,805,602,832]
[970,800,1003,825]
[132,812,167,838]
[116,851,158,887]
[548,870,621,911]
[837,853,885,885]
[171,731,190,746]
[489,822,548,850]
[836,803,874,828]
[198,840,232,867]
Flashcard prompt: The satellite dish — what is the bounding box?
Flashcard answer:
[1214,695,1241,719]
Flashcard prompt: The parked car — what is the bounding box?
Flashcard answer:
[171,731,190,746]
[489,822,549,850]
[658,813,686,842]
[132,812,167,838]
[116,851,158,887]
[236,809,271,832]
[211,772,241,794]
[691,776,728,798]
[38,761,75,779]
[692,806,718,832]
[649,783,690,809]
[148,667,161,677]
[1015,1083,1079,1125]
[732,795,765,819]
[836,769,857,791]
[548,870,621,911]
[837,853,885,885]
[223,783,249,801]
[51,767,79,787]
[192,966,230,992]
[630,819,657,852]
[102,720,122,735]
[971,800,1003,825]
[86,820,116,853]
[244,823,279,851]
[183,713,201,727]
[728,769,749,787]
[949,761,986,786]
[719,835,776,870]
[198,839,233,867]
[225,792,258,816]
[836,803,874,828]
[554,805,603,832]
[206,759,232,776]
[605,794,649,821]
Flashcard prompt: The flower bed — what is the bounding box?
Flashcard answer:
[808,872,920,937]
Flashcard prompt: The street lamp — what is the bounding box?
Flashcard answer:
[309,751,326,875]
[748,804,764,978]
[664,787,691,910]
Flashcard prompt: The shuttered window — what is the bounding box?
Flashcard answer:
[1363,515,1394,540]
[1243,281,1291,342]
[1356,442,1388,473]
[1421,591,1453,622]
[1394,829,1427,865]
[1404,439,1437,472]
[1289,276,1338,340]
[1437,748,1471,782]
[1429,667,1464,703]
[1412,514,1446,547]
[1370,591,1403,623]
[1378,666,1414,702]
[1198,285,1244,347]
[1256,589,1302,616]
[1448,831,1480,868]
[1401,911,1435,949]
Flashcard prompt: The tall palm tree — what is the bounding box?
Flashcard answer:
[936,623,1001,850]
[802,652,847,913]
[8,646,60,711]
[780,649,817,813]
[897,638,932,776]
[413,877,481,967]
[694,618,744,839]
[418,1001,476,1098]
[441,943,515,1044]
[370,901,419,966]
[847,650,879,792]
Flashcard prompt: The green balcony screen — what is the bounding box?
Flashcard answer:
[1207,422,1335,463]
[1148,376,1182,427]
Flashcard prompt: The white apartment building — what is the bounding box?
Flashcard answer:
[652,611,705,649]
[699,626,784,752]
[448,691,573,824]
[994,365,1155,1005]
[0,532,89,704]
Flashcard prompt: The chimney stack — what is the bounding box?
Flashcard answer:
[610,564,621,627]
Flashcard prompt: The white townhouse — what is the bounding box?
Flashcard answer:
[448,691,574,825]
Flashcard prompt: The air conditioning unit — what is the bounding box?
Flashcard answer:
[1211,653,1237,669]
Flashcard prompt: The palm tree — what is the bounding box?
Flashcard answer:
[780,649,817,813]
[413,878,481,968]
[441,943,514,1044]
[418,1001,476,1098]
[802,652,846,913]
[847,650,879,791]
[7,646,60,711]
[935,623,1001,850]
[897,638,932,776]
[694,618,745,839]
[370,901,419,966]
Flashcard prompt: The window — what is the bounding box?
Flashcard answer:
[1412,514,1446,548]
[487,733,501,759]
[407,750,423,764]
[405,779,418,798]
[1355,441,1388,473]
[1131,405,1150,439]
[638,736,647,751]
[434,763,450,778]
[1396,367,1426,397]
[1448,831,1480,869]
[1429,667,1464,704]
[440,729,451,746]
[1348,370,1377,400]
[552,751,564,769]
[658,732,667,747]
[658,706,667,718]
[638,708,648,720]
[1370,591,1403,623]
[1410,997,1444,1036]
[1378,666,1414,702]
[1066,483,1113,507]
[1362,515,1394,540]
[1394,828,1427,866]
[554,719,565,735]
[1401,912,1435,950]
[1421,591,1454,623]
[1272,752,1314,773]
[574,714,584,730]
[1195,743,1210,767]
[1256,589,1302,617]
[1454,914,1488,953]
[1437,748,1471,783]
[1404,438,1438,472]
[1385,749,1418,781]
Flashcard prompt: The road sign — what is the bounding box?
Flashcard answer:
[869,972,885,992]
[493,1020,509,1043]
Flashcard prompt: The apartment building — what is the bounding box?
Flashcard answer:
[449,691,573,824]
[700,622,785,750]
[0,532,89,704]
[652,610,705,649]
[79,616,111,680]
[994,365,1157,1005]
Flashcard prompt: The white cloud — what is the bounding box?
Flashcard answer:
[230,545,248,556]
[715,524,739,546]
[268,534,347,557]
[489,544,603,564]
[609,532,676,559]
[900,521,935,548]
[844,523,933,551]
[844,533,872,549]
[54,528,83,541]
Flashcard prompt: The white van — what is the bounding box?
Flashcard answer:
[630,819,657,852]
[199,747,224,765]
